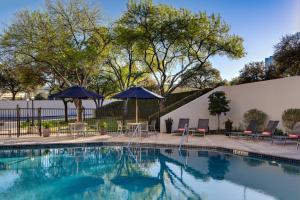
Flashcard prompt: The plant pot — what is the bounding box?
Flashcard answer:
[43,128,51,137]
[100,128,107,135]
[225,121,233,136]
[165,121,172,134]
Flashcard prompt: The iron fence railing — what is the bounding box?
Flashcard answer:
[0,106,149,137]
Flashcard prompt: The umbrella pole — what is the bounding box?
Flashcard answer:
[135,98,138,123]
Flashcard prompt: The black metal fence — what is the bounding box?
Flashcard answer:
[0,106,151,137]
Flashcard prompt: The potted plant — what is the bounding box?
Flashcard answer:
[100,122,107,135]
[224,119,233,135]
[165,118,173,134]
[42,121,51,137]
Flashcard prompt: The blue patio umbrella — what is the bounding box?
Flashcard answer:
[49,85,104,100]
[113,86,163,122]
[49,86,104,122]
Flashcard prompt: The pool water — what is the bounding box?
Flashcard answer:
[0,146,299,200]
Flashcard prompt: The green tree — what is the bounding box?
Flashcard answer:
[264,64,281,80]
[103,22,151,92]
[88,74,118,98]
[208,91,230,131]
[117,0,245,99]
[0,64,24,100]
[230,61,281,85]
[181,62,223,90]
[236,62,265,84]
[0,0,110,121]
[273,32,300,76]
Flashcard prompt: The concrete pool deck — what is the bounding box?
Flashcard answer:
[0,133,299,161]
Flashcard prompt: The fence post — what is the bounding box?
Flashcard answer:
[83,107,86,121]
[38,108,42,136]
[16,105,20,137]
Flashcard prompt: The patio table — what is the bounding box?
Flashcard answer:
[127,122,142,140]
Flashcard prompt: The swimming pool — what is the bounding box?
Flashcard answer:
[0,146,299,200]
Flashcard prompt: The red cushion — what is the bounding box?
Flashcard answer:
[198,128,206,132]
[262,131,271,136]
[288,134,299,139]
[178,128,185,132]
[244,130,252,134]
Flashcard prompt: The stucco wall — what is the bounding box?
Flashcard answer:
[160,76,300,132]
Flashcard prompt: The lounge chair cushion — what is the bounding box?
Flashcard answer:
[244,130,252,134]
[262,131,271,136]
[197,128,206,132]
[288,134,299,139]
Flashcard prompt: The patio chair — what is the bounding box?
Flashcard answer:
[89,121,99,133]
[140,122,149,137]
[230,120,258,138]
[173,118,189,135]
[148,120,157,132]
[253,120,279,140]
[272,122,300,148]
[148,120,159,137]
[69,122,87,138]
[117,120,128,136]
[194,119,209,136]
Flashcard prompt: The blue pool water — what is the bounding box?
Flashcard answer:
[0,146,299,200]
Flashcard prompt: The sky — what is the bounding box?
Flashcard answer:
[0,0,299,80]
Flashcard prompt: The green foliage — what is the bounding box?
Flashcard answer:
[35,93,47,100]
[224,119,233,132]
[230,61,281,85]
[208,91,230,131]
[264,64,281,80]
[0,0,110,88]
[274,128,284,135]
[42,121,52,129]
[181,62,223,90]
[117,0,245,97]
[208,91,230,117]
[243,109,267,131]
[0,63,25,100]
[282,108,300,131]
[237,62,265,84]
[21,121,34,128]
[100,122,108,129]
[274,32,300,76]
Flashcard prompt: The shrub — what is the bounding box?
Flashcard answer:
[42,121,51,129]
[282,109,300,131]
[100,122,108,129]
[274,128,284,135]
[243,109,267,131]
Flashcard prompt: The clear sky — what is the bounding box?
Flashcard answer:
[0,0,299,80]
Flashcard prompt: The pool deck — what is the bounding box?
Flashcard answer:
[0,133,299,161]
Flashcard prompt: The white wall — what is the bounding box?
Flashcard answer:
[160,76,300,132]
[0,99,117,109]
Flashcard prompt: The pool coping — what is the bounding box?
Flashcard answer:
[0,141,299,165]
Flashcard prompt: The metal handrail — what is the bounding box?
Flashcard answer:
[179,124,188,150]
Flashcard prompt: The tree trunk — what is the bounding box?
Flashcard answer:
[12,92,17,100]
[217,114,220,132]
[74,99,83,122]
[62,100,68,122]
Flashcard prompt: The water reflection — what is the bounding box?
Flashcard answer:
[0,146,299,200]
